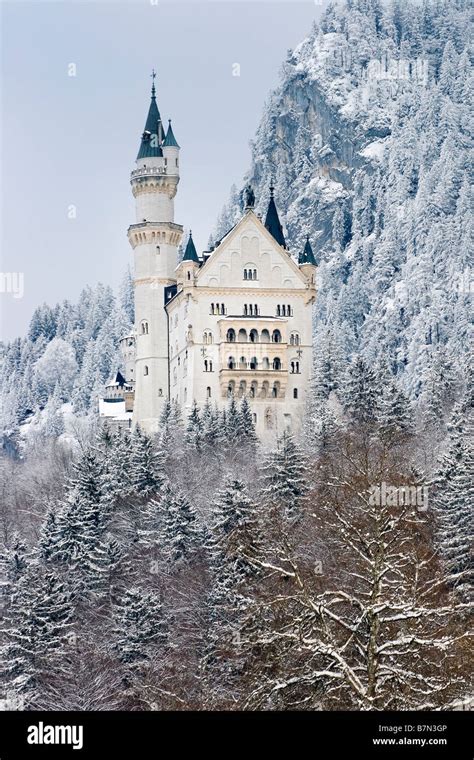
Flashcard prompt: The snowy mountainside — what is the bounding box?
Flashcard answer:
[215,0,472,422]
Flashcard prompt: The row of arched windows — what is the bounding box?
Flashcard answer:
[227,356,282,371]
[227,380,281,398]
[226,328,281,343]
[210,303,226,315]
[276,305,293,317]
[243,268,257,280]
[204,360,214,372]
[243,304,259,316]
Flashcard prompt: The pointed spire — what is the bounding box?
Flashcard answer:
[182,231,199,263]
[264,181,286,248]
[163,119,180,148]
[137,71,164,159]
[299,235,317,266]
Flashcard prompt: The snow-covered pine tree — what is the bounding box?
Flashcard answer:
[130,426,165,498]
[1,567,74,708]
[433,400,473,600]
[261,432,309,516]
[160,482,202,567]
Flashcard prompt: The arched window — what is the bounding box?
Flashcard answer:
[244,270,248,280]
[250,356,258,370]
[293,388,298,399]
[262,357,270,370]
[238,380,246,397]
[250,381,257,398]
[207,386,212,398]
[273,357,281,370]
[291,361,295,374]
[261,381,269,398]
[265,408,274,429]
[227,381,235,397]
[227,328,236,342]
[238,328,247,342]
[296,361,300,373]
[239,356,247,369]
[204,360,208,372]
[282,305,286,316]
[140,321,149,335]
[254,304,258,315]
[272,330,282,343]
[277,305,281,317]
[210,303,214,315]
[144,365,149,376]
[290,334,295,345]
[287,305,291,316]
[253,270,257,280]
[244,304,248,316]
[272,382,280,398]
[261,329,270,343]
[249,329,258,343]
[228,356,236,369]
[187,271,191,280]
[220,304,225,315]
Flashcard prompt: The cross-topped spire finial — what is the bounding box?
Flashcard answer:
[150,68,157,97]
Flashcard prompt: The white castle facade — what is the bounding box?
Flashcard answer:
[100,78,317,441]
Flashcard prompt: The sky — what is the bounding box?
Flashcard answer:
[0,0,324,341]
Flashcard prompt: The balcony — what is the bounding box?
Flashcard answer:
[219,368,288,400]
[131,166,167,179]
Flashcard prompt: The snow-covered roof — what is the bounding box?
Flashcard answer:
[99,399,133,421]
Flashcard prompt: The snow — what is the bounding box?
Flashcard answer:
[359,139,388,162]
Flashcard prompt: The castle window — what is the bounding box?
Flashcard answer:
[187,271,191,280]
[265,408,274,429]
[272,382,280,398]
[156,245,160,254]
[228,356,236,369]
[175,158,178,167]
[210,303,214,314]
[277,305,281,316]
[272,329,282,343]
[293,388,298,399]
[250,356,258,370]
[262,357,270,370]
[144,365,149,376]
[290,332,300,346]
[244,304,248,315]
[140,321,149,335]
[250,381,257,398]
[209,361,213,372]
[220,304,225,315]
[238,328,247,342]
[290,360,300,374]
[243,266,258,280]
[252,413,257,424]
[273,357,281,371]
[158,388,163,396]
[227,381,235,397]
[226,328,236,343]
[249,328,258,343]
[204,360,208,372]
[207,386,211,398]
[203,330,213,344]
[261,329,270,343]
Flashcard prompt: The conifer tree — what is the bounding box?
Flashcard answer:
[261,432,309,516]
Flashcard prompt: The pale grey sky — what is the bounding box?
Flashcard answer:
[0,0,324,341]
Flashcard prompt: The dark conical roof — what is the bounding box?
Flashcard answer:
[182,232,199,263]
[264,183,286,248]
[163,119,180,148]
[299,236,317,266]
[137,80,164,159]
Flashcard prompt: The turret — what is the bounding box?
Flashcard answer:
[298,235,317,285]
[264,182,286,249]
[177,231,200,287]
[162,119,180,177]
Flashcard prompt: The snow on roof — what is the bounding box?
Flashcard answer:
[99,399,132,420]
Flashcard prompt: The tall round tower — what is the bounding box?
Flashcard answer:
[128,74,183,432]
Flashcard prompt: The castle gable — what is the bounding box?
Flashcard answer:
[196,212,307,291]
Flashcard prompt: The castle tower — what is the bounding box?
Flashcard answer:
[127,73,183,432]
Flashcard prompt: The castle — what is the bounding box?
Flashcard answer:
[100,77,317,441]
